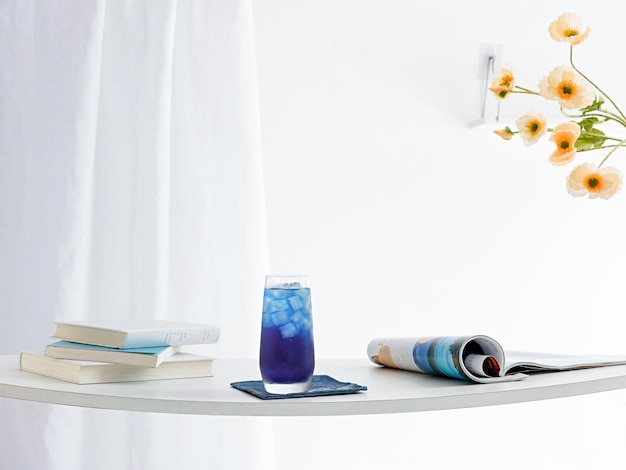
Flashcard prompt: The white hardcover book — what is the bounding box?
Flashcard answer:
[52,320,220,349]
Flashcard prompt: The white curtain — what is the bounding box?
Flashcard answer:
[0,1,273,468]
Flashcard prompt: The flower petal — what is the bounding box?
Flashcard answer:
[549,12,591,46]
[515,111,547,146]
[490,65,515,100]
[566,163,622,199]
[538,65,595,110]
[549,122,581,165]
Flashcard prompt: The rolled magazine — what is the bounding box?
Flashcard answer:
[367,336,626,384]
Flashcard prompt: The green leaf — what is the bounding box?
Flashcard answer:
[578,117,600,131]
[575,128,607,151]
[580,96,605,114]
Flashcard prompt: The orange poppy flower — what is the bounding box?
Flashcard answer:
[538,66,595,110]
[549,122,580,165]
[549,12,590,46]
[566,163,622,199]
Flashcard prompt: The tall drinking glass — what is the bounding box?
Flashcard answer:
[260,275,315,394]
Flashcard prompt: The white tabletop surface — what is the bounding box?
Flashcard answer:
[2,355,626,416]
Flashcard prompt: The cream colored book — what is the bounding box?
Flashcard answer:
[20,351,214,384]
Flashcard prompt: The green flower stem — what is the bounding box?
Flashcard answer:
[578,144,621,152]
[584,110,626,127]
[512,87,540,96]
[578,132,622,142]
[570,45,626,122]
[597,138,626,168]
[578,147,611,153]
[587,135,623,143]
[561,109,626,128]
[585,113,626,127]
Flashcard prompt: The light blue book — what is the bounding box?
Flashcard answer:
[44,341,180,367]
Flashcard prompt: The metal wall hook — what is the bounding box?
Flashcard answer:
[480,56,499,121]
[469,43,503,128]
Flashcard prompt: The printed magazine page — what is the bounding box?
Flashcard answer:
[367,336,626,384]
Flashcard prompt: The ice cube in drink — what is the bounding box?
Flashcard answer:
[260,282,315,393]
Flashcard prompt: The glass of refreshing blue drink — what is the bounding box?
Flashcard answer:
[260,275,315,394]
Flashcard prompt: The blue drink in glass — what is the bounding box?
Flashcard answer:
[260,275,315,393]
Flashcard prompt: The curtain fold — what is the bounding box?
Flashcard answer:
[0,1,272,468]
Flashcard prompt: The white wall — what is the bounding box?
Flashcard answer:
[253,1,626,468]
[255,0,626,356]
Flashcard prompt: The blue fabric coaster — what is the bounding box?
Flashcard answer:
[230,375,367,400]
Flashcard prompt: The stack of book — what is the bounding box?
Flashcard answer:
[20,320,220,384]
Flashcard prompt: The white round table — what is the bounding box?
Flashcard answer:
[3,355,626,416]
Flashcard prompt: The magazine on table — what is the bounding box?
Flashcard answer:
[367,335,626,384]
